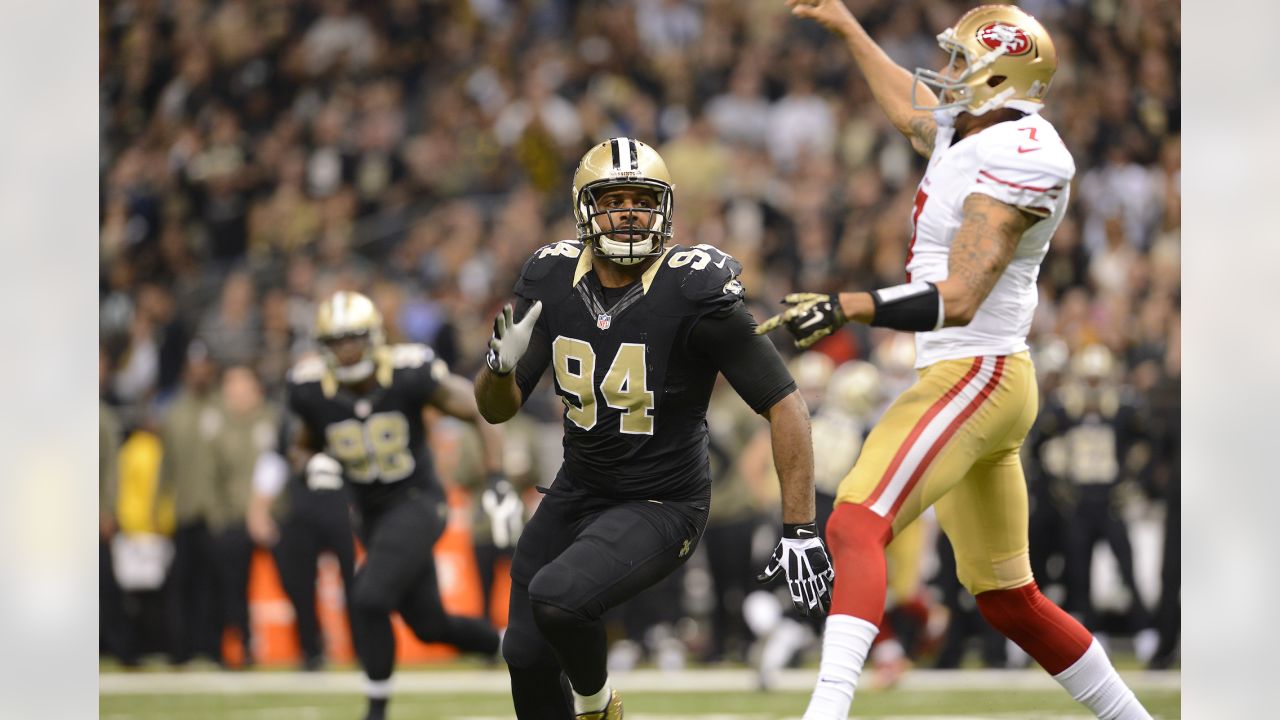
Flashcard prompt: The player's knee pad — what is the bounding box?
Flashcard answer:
[527,564,596,628]
[529,596,586,638]
[975,581,1092,674]
[349,576,397,616]
[501,623,556,670]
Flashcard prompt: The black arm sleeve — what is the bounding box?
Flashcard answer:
[689,302,797,414]
[513,294,552,403]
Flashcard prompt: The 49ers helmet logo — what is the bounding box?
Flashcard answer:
[976,22,1032,56]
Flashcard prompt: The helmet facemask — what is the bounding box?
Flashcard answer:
[576,179,672,266]
[319,331,380,383]
[314,291,385,384]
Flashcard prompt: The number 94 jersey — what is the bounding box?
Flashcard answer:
[287,344,449,513]
[511,240,750,502]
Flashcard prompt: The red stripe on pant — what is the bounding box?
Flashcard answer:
[864,357,984,510]
[886,356,1005,517]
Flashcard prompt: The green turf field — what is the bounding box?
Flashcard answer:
[100,671,1180,719]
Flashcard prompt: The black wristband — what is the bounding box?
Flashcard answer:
[870,281,944,332]
[783,522,818,540]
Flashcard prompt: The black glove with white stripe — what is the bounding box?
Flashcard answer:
[757,522,835,617]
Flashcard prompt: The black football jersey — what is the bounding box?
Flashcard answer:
[287,344,449,514]
[511,240,760,502]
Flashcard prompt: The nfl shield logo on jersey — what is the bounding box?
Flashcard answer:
[597,313,612,330]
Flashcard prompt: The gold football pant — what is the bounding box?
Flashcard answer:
[835,352,1038,596]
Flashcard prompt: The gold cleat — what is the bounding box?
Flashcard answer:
[575,690,623,719]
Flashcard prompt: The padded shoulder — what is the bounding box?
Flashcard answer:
[974,117,1076,196]
[385,343,437,369]
[287,356,328,385]
[514,240,586,301]
[666,244,746,311]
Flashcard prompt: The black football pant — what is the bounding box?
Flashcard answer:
[699,515,758,661]
[212,522,255,664]
[272,493,355,665]
[100,539,138,665]
[350,490,500,683]
[166,519,221,664]
[503,485,708,719]
[1064,493,1150,632]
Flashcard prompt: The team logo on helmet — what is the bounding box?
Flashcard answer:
[976,22,1032,56]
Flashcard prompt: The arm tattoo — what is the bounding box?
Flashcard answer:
[948,194,1036,305]
[907,115,937,158]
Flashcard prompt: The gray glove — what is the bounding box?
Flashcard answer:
[486,301,543,376]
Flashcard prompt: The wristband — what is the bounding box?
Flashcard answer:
[870,281,945,332]
[783,522,819,540]
[485,349,513,377]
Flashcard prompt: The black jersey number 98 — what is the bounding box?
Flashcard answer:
[325,412,415,483]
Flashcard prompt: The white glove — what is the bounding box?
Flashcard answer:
[305,453,344,491]
[481,474,524,550]
[757,523,835,617]
[486,301,543,375]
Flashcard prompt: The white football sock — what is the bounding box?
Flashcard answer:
[364,677,392,699]
[1052,639,1153,720]
[801,614,878,720]
[572,679,612,715]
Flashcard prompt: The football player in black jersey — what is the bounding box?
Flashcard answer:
[475,137,834,720]
[287,291,507,720]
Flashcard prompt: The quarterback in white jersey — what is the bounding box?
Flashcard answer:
[910,107,1075,367]
[759,2,1152,719]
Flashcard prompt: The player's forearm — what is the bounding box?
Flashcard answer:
[473,415,506,476]
[763,390,816,524]
[473,366,522,424]
[829,15,937,142]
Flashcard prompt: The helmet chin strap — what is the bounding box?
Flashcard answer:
[596,234,657,265]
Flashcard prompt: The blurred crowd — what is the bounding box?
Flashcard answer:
[99,0,1180,674]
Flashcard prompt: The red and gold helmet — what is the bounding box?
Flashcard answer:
[912,4,1058,116]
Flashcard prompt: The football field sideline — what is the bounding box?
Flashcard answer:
[99,667,1181,695]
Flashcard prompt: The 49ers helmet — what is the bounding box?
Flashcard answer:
[912,4,1058,116]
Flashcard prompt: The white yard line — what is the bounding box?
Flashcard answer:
[99,668,1180,695]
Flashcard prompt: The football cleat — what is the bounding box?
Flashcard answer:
[575,690,623,720]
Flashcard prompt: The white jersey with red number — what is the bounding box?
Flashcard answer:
[906,110,1075,369]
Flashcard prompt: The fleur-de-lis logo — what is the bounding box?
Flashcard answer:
[678,538,692,558]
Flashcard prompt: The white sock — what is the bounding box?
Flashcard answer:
[802,614,878,720]
[365,676,392,699]
[572,679,612,715]
[1052,639,1153,720]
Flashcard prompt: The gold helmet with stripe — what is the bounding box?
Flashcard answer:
[912,4,1058,116]
[314,291,385,383]
[826,360,883,420]
[572,137,674,266]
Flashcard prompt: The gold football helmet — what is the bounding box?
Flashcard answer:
[826,360,883,420]
[314,290,385,383]
[1070,343,1115,382]
[912,4,1058,116]
[788,352,836,411]
[572,137,674,265]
